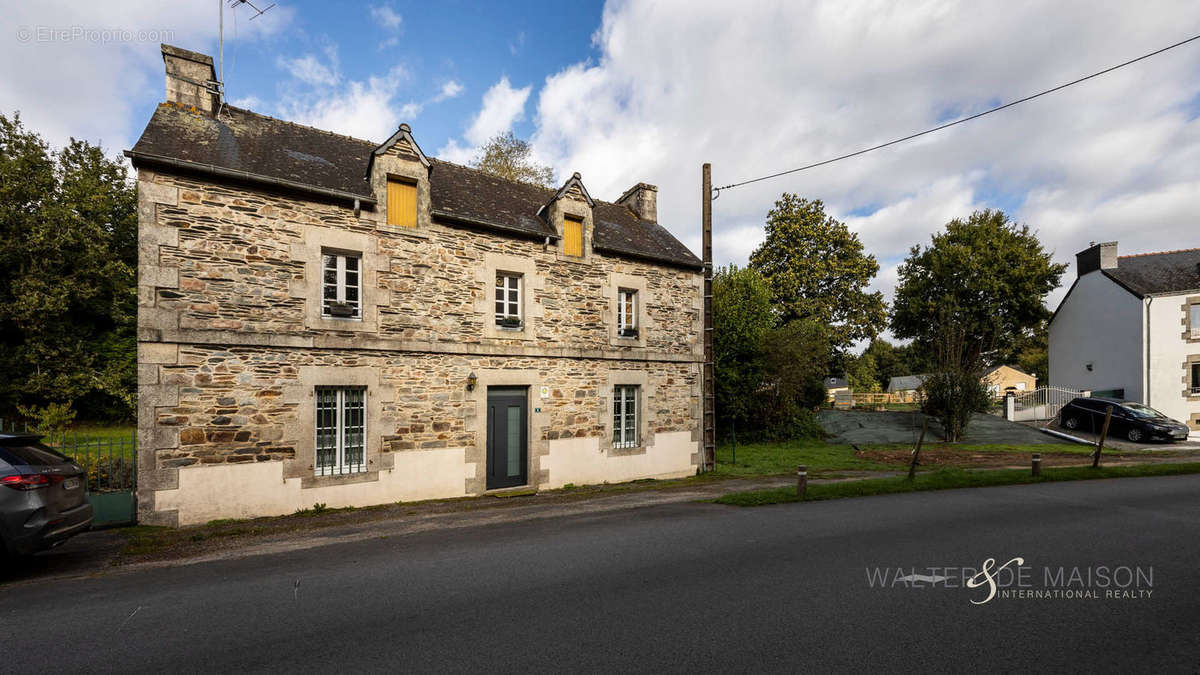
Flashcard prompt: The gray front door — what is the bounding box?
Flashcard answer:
[486,387,528,490]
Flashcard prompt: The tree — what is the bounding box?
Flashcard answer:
[891,209,1066,360]
[757,320,831,439]
[0,112,136,421]
[891,209,1065,439]
[748,195,886,351]
[713,265,773,435]
[470,131,554,187]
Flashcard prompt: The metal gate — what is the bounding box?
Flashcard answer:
[1011,387,1083,423]
[2,421,136,527]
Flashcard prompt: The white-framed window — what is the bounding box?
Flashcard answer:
[617,289,638,337]
[1190,304,1200,338]
[315,386,366,476]
[495,272,522,327]
[322,251,361,319]
[613,385,639,449]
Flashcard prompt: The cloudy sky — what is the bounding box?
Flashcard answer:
[4,0,1200,315]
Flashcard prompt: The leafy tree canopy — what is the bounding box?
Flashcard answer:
[748,194,886,350]
[890,209,1065,361]
[0,112,136,421]
[470,131,555,187]
[713,265,773,430]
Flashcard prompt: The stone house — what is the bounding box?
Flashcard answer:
[129,45,704,526]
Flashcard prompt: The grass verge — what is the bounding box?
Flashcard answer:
[714,462,1200,506]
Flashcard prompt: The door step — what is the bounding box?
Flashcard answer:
[486,486,538,498]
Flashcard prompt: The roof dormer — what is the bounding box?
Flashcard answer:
[542,172,594,260]
[368,123,431,230]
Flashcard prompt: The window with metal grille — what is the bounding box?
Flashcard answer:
[322,252,361,319]
[387,178,417,227]
[563,216,583,257]
[617,289,637,336]
[315,387,367,476]
[495,273,522,327]
[613,385,639,449]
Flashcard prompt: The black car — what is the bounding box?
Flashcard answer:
[0,434,93,558]
[1060,397,1191,443]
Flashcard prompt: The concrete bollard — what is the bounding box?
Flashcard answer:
[797,465,808,499]
[1032,453,1041,477]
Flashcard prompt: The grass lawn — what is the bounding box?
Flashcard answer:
[713,437,1102,478]
[713,438,896,476]
[714,463,1200,506]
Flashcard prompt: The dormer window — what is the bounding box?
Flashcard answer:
[387,177,417,228]
[563,215,583,257]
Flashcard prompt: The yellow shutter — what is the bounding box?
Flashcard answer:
[563,217,583,256]
[387,179,417,227]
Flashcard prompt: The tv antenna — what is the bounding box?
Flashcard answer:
[217,0,275,103]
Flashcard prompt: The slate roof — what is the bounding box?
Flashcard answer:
[128,103,702,269]
[1102,248,1200,297]
[887,374,928,393]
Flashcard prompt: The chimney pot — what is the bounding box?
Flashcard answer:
[617,182,658,222]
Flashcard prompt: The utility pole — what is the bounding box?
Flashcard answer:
[702,163,715,472]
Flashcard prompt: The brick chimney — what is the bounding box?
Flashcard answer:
[1076,241,1118,276]
[617,183,658,222]
[161,44,218,115]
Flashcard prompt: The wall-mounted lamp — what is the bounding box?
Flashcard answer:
[1085,363,1094,372]
[466,372,477,391]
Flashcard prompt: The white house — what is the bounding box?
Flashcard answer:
[1049,241,1200,430]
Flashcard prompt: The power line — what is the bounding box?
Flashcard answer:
[713,31,1200,195]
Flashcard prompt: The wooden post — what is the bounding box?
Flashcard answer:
[1092,405,1113,468]
[701,163,715,472]
[797,465,807,499]
[1031,453,1041,477]
[908,418,928,481]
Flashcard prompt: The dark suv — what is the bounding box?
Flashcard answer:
[1060,397,1191,443]
[0,434,93,557]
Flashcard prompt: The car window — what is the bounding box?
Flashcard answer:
[0,443,70,466]
[1123,402,1165,419]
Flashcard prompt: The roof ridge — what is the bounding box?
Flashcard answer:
[1118,246,1200,259]
[219,103,380,148]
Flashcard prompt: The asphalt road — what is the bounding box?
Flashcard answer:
[3,476,1200,673]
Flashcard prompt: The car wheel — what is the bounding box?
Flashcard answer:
[1127,427,1144,443]
[1063,416,1080,430]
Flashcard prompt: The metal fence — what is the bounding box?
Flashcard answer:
[1011,387,1083,423]
[0,420,136,493]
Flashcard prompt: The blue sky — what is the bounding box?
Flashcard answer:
[210,0,605,151]
[5,0,1200,324]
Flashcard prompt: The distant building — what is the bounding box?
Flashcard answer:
[983,365,1036,398]
[887,374,928,396]
[1049,241,1200,430]
[824,376,850,400]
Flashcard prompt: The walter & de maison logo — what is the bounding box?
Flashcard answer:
[866,557,1155,604]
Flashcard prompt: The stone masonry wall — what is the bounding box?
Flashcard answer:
[143,172,702,356]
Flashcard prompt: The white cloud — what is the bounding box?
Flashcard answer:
[438,76,532,163]
[369,5,403,31]
[528,0,1200,317]
[435,80,464,102]
[0,0,292,153]
[276,53,339,87]
[278,64,411,141]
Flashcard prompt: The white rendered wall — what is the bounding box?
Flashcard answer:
[1147,294,1200,425]
[1049,271,1145,400]
[541,431,697,489]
